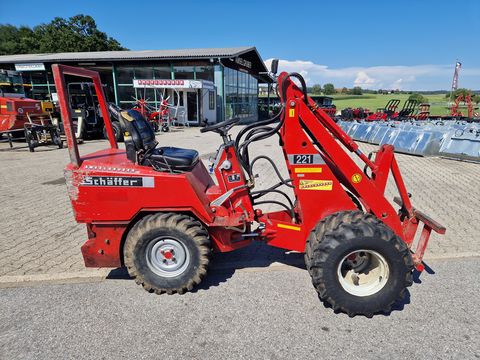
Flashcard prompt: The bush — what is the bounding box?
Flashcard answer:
[408,93,428,104]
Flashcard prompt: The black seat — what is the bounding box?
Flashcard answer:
[119,109,199,172]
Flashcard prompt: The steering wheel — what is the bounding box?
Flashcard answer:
[200,117,241,134]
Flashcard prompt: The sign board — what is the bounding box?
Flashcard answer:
[235,57,252,69]
[15,63,45,71]
[133,79,215,90]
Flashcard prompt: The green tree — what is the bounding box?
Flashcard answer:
[340,87,348,94]
[0,25,38,55]
[449,88,470,100]
[350,86,363,95]
[0,14,127,55]
[323,83,335,95]
[408,93,428,104]
[311,84,322,94]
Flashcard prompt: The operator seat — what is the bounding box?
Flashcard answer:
[119,109,199,172]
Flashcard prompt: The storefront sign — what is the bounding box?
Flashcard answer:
[133,79,214,90]
[14,63,45,71]
[235,57,252,69]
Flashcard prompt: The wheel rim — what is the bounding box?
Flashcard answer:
[145,237,190,278]
[337,249,389,297]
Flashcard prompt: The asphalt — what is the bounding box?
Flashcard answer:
[1,257,479,360]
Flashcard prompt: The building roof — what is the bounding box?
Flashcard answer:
[0,46,255,63]
[0,46,272,82]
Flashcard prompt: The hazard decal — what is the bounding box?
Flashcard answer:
[299,179,333,191]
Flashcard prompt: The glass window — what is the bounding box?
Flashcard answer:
[117,67,135,85]
[223,67,258,121]
[29,71,47,85]
[209,90,215,110]
[173,66,194,79]
[173,91,184,107]
[134,67,153,80]
[196,65,214,81]
[154,66,171,80]
[135,88,155,102]
[117,86,136,104]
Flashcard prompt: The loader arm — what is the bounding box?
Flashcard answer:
[275,72,445,269]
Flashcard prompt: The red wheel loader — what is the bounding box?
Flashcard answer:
[53,63,445,317]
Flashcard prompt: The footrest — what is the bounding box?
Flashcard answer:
[393,196,446,271]
[393,196,446,234]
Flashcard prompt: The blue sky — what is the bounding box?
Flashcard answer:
[0,0,478,90]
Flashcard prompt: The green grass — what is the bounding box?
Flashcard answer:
[329,93,449,116]
[259,92,454,116]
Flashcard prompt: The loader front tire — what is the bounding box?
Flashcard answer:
[124,213,211,295]
[306,211,413,317]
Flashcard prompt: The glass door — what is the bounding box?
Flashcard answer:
[187,91,198,124]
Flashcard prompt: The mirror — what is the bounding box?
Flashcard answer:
[271,59,279,75]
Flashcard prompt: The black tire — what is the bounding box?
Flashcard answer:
[52,129,63,149]
[150,121,159,133]
[103,121,124,142]
[124,213,211,294]
[306,211,413,317]
[305,211,372,270]
[25,130,35,152]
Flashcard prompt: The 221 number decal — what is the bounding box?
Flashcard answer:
[293,154,314,164]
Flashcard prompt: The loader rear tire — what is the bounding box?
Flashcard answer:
[306,211,413,317]
[124,213,211,295]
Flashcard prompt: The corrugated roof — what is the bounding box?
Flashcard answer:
[0,47,255,63]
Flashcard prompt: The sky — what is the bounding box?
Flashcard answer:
[0,0,478,90]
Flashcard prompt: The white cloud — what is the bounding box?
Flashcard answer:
[354,71,377,88]
[264,58,480,90]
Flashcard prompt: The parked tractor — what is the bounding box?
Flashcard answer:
[0,69,62,151]
[54,63,445,317]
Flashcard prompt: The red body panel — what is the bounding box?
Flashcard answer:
[0,97,46,132]
[65,148,215,224]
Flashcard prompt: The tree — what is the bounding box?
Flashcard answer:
[340,87,348,94]
[323,83,335,95]
[350,86,363,95]
[311,84,322,94]
[408,93,428,104]
[0,25,38,55]
[0,14,127,55]
[449,88,470,100]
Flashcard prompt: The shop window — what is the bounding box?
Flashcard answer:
[173,91,184,107]
[136,88,155,102]
[116,67,135,85]
[117,86,136,104]
[209,90,215,110]
[134,67,153,80]
[174,66,195,79]
[29,72,47,85]
[196,65,214,81]
[154,66,171,80]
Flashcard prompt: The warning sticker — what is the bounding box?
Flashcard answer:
[351,173,362,184]
[294,167,322,173]
[299,179,333,191]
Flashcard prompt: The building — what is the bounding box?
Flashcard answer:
[0,47,272,124]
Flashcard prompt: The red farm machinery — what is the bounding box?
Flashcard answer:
[54,63,445,317]
[0,69,62,151]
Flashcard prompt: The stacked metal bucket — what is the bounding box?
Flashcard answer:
[337,120,480,162]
